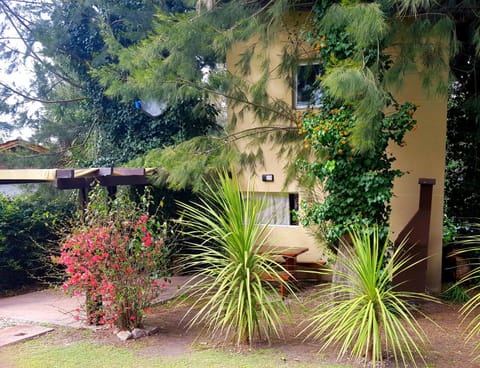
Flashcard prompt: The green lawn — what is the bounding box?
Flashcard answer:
[0,339,348,368]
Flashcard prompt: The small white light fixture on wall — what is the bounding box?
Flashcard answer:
[262,174,274,182]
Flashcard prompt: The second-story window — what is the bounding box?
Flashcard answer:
[295,63,323,109]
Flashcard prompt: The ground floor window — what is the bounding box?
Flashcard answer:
[255,192,299,226]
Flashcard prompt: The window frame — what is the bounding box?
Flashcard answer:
[294,62,323,110]
[254,192,299,226]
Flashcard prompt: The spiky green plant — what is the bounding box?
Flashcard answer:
[301,225,435,367]
[177,171,292,346]
[453,225,480,359]
[461,280,480,359]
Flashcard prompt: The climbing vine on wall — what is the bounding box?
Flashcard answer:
[297,98,416,246]
[297,2,417,246]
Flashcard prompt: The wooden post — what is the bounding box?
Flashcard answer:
[393,178,436,293]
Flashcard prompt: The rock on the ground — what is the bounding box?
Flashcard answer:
[115,327,159,341]
[146,326,160,336]
[116,330,133,341]
[131,328,147,339]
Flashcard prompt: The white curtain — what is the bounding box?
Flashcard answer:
[255,193,290,225]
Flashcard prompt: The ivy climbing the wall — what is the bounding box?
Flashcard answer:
[297,98,416,245]
[297,1,418,247]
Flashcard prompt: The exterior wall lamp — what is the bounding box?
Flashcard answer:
[262,174,274,182]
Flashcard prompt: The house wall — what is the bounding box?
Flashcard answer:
[389,73,448,293]
[227,15,447,292]
[227,22,325,265]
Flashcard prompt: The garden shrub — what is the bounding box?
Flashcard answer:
[297,97,416,247]
[0,189,74,291]
[177,171,292,346]
[441,284,470,303]
[301,225,436,367]
[54,185,170,330]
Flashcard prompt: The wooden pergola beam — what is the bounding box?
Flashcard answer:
[0,169,57,183]
[0,168,154,189]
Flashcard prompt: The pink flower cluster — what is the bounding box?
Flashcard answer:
[54,214,167,330]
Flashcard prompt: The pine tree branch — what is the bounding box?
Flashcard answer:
[0,81,86,104]
[226,125,296,143]
[193,0,285,35]
[0,0,83,89]
[175,78,295,123]
[180,125,297,156]
[398,6,480,18]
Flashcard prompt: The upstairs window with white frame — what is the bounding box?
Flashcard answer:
[295,63,323,109]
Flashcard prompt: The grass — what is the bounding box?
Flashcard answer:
[0,339,348,368]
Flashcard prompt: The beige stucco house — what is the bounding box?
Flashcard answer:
[227,13,447,293]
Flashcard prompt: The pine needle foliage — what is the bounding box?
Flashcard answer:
[319,3,388,50]
[307,0,467,149]
[129,136,239,192]
[176,171,292,346]
[92,0,308,180]
[94,0,300,108]
[90,0,479,181]
[3,0,480,166]
[301,225,436,367]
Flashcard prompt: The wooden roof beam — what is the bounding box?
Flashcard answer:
[0,169,57,182]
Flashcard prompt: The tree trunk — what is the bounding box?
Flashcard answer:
[85,289,103,325]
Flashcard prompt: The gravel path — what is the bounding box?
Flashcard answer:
[0,317,32,329]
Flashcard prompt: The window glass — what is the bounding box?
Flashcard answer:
[255,192,299,226]
[295,63,323,109]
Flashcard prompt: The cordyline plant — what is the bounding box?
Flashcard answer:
[53,185,170,330]
[177,171,293,346]
[449,223,480,360]
[301,225,437,367]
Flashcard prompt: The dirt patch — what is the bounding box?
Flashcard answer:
[414,301,478,368]
[138,288,480,367]
[3,285,480,367]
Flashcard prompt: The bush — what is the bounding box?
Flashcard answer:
[177,171,292,346]
[301,225,436,366]
[54,186,170,330]
[297,99,416,246]
[441,284,470,303]
[0,189,74,291]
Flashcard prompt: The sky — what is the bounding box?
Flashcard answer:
[1,69,35,141]
[0,2,41,142]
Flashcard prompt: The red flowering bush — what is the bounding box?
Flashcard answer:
[54,186,170,330]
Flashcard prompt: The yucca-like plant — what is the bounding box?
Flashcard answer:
[301,225,434,367]
[177,171,292,346]
[461,276,480,359]
[452,225,480,359]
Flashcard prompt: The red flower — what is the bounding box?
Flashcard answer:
[142,233,152,247]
